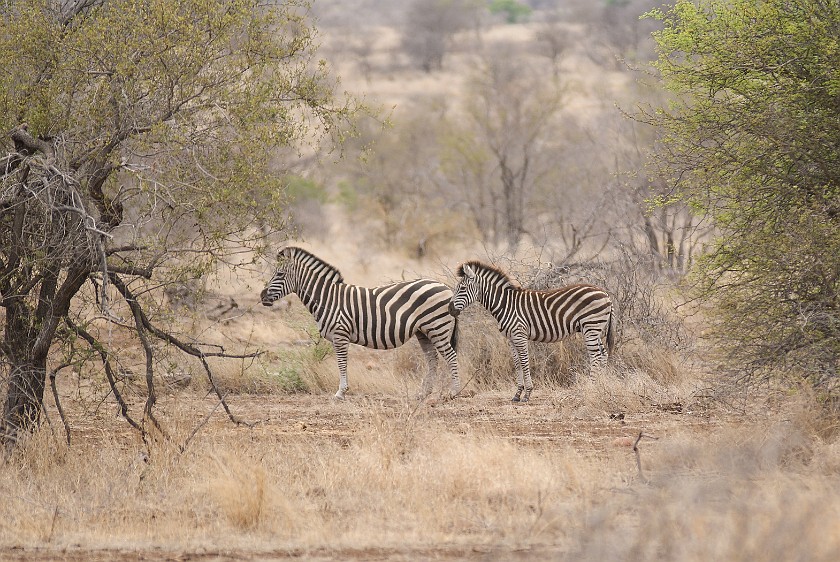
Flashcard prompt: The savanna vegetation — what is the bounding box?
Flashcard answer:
[1,0,838,560]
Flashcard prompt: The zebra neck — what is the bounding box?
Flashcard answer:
[297,291,323,317]
[482,285,513,318]
[296,274,333,318]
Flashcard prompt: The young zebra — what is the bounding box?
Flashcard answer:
[260,247,461,399]
[448,261,614,402]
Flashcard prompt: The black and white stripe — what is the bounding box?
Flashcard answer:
[449,261,614,402]
[261,247,460,399]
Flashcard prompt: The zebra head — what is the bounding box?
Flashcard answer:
[448,263,480,317]
[260,248,295,306]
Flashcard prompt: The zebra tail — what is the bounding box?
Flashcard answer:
[606,308,616,356]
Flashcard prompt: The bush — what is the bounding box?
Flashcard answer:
[453,248,693,392]
[645,0,840,390]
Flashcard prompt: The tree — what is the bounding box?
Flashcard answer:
[534,9,572,79]
[401,0,482,72]
[0,0,360,446]
[439,54,566,249]
[583,0,661,70]
[644,0,840,387]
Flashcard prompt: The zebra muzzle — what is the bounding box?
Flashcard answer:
[260,289,274,306]
[448,302,460,317]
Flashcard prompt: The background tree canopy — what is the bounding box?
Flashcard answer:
[0,0,361,445]
[645,0,840,387]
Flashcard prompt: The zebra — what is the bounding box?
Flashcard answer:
[260,247,461,400]
[448,261,614,402]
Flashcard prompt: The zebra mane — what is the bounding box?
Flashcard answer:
[280,246,345,283]
[458,261,519,289]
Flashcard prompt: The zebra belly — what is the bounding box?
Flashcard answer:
[528,329,570,343]
[349,331,412,350]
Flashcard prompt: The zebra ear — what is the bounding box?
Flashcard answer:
[463,264,476,279]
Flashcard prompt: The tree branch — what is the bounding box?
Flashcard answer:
[31,265,89,360]
[0,153,22,176]
[48,363,73,446]
[108,273,255,426]
[64,317,143,434]
[118,280,166,438]
[9,125,53,159]
[106,244,146,256]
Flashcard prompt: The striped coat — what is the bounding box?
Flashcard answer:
[449,261,614,402]
[261,247,460,399]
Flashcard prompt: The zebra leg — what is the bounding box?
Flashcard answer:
[515,336,534,402]
[415,333,438,398]
[583,327,607,375]
[510,336,530,402]
[332,337,350,399]
[443,348,461,398]
[431,333,460,398]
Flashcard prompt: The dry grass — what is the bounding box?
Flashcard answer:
[2,384,839,560]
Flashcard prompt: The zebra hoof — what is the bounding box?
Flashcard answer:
[511,395,521,403]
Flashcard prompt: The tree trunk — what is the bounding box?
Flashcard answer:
[1,264,88,446]
[2,358,47,444]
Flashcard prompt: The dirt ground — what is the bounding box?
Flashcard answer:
[53,388,716,460]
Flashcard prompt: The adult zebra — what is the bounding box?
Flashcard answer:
[448,261,614,402]
[260,247,461,399]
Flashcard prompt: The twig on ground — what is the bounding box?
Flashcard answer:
[633,431,659,483]
[179,394,227,453]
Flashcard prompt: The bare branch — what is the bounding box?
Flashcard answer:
[119,280,166,438]
[178,394,227,453]
[64,317,143,434]
[48,363,73,446]
[108,274,255,427]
